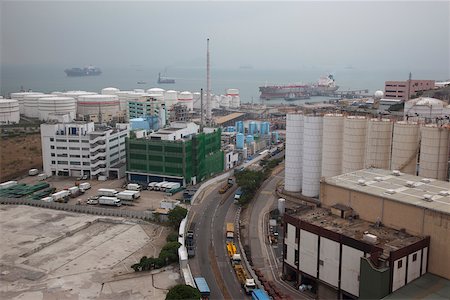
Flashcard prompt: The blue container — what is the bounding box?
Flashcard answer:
[272,131,279,143]
[246,134,254,144]
[227,126,235,132]
[260,122,270,136]
[235,121,244,134]
[236,133,245,149]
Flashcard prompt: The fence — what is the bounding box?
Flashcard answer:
[0,198,154,221]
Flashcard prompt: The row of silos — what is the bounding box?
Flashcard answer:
[285,114,450,197]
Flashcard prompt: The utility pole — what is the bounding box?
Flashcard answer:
[200,88,204,132]
[206,38,211,125]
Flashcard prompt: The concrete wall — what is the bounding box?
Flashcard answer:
[299,229,318,277]
[341,245,363,297]
[285,223,297,268]
[392,257,407,292]
[319,237,340,288]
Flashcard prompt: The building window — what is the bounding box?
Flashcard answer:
[398,260,403,269]
[51,160,55,164]
[83,162,90,166]
[51,153,55,157]
[56,139,66,142]
[50,138,54,141]
[69,147,80,150]
[69,139,78,143]
[57,154,67,157]
[57,161,68,165]
[81,140,89,143]
[56,147,67,150]
[70,161,81,165]
[50,145,55,149]
[82,148,89,151]
[319,259,324,266]
[70,155,81,158]
[413,253,417,262]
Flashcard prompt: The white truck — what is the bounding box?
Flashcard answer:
[28,169,39,176]
[148,182,157,190]
[68,186,80,197]
[154,181,168,191]
[0,181,18,189]
[116,190,140,200]
[79,182,91,191]
[98,196,121,207]
[52,190,70,202]
[98,188,118,197]
[37,173,47,181]
[127,183,141,191]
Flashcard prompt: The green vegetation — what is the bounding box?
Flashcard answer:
[168,206,188,229]
[166,231,179,242]
[131,241,181,272]
[165,284,201,300]
[235,157,283,206]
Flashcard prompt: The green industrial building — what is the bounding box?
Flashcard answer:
[126,129,224,186]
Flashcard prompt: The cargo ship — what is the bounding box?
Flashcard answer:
[64,66,102,77]
[259,74,339,100]
[157,72,175,84]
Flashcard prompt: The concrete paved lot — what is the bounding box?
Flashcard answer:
[0,205,180,300]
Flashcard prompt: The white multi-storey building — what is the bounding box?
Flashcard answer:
[41,121,129,179]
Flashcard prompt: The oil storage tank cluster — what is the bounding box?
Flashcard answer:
[77,94,120,122]
[164,90,178,109]
[10,92,43,114]
[178,91,194,111]
[38,97,77,121]
[235,121,244,134]
[0,99,20,124]
[236,133,245,149]
[101,87,120,95]
[404,97,448,121]
[23,94,57,118]
[260,122,270,136]
[285,114,304,192]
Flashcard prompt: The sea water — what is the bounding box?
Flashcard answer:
[1,64,447,103]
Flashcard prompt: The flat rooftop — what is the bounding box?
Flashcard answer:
[290,206,424,256]
[323,168,450,215]
[215,112,245,125]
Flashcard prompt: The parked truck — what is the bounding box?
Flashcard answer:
[68,186,80,198]
[127,183,141,191]
[234,188,243,203]
[116,190,140,200]
[79,182,91,191]
[98,188,118,197]
[98,196,121,207]
[52,190,70,203]
[219,178,234,194]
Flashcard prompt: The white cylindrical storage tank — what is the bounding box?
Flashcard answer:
[302,115,323,197]
[278,198,286,216]
[51,91,64,96]
[178,91,194,111]
[285,114,304,192]
[77,94,120,122]
[146,87,165,95]
[321,114,344,178]
[391,121,420,175]
[365,119,393,169]
[101,87,120,95]
[0,99,20,124]
[419,125,449,180]
[62,91,97,100]
[115,91,133,111]
[342,116,367,173]
[226,89,240,108]
[147,93,164,102]
[23,94,57,118]
[134,89,145,93]
[10,92,43,114]
[220,95,231,108]
[165,90,178,109]
[404,97,447,122]
[38,97,77,121]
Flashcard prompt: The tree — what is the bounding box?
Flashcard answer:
[165,284,201,300]
[166,231,179,242]
[159,241,181,264]
[168,206,188,229]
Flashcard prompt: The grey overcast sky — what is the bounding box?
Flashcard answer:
[1,1,449,72]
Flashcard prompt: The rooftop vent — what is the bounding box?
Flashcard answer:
[363,233,378,244]
[392,170,401,176]
[374,177,383,182]
[438,191,450,196]
[423,194,433,202]
[358,179,367,186]
[421,178,431,183]
[405,181,415,187]
[386,189,396,195]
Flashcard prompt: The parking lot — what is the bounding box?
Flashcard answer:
[12,174,185,211]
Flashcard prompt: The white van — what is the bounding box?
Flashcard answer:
[148,182,157,190]
[154,181,168,191]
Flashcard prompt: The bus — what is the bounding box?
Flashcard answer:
[194,277,210,299]
[251,289,270,300]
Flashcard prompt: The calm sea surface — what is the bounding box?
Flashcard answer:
[1,65,448,104]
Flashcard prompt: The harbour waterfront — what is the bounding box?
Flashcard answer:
[1,64,448,103]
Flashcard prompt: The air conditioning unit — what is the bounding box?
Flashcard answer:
[438,191,450,196]
[405,181,415,187]
[358,179,367,186]
[392,170,401,176]
[363,233,378,244]
[423,194,433,202]
[421,178,431,183]
[386,189,396,194]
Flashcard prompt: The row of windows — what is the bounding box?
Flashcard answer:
[51,161,90,166]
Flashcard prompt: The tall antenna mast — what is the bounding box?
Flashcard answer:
[206,38,211,125]
[200,88,204,131]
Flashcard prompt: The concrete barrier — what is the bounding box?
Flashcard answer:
[0,198,154,221]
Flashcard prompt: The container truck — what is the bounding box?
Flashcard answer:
[194,277,210,299]
[28,169,39,176]
[0,181,18,189]
[123,190,140,199]
[98,196,121,207]
[98,188,118,197]
[52,190,70,202]
[116,190,140,200]
[127,183,141,191]
[252,289,270,300]
[68,186,80,197]
[234,188,243,203]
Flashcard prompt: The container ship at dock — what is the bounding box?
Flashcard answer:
[259,74,339,100]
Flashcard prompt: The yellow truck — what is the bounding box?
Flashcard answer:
[226,222,234,240]
[226,242,237,258]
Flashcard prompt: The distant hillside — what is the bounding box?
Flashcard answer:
[413,85,450,103]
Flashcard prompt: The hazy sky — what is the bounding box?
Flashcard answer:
[1,1,449,73]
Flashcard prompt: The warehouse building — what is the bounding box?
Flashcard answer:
[126,122,224,186]
[319,169,450,281]
[41,121,129,179]
[283,206,429,299]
